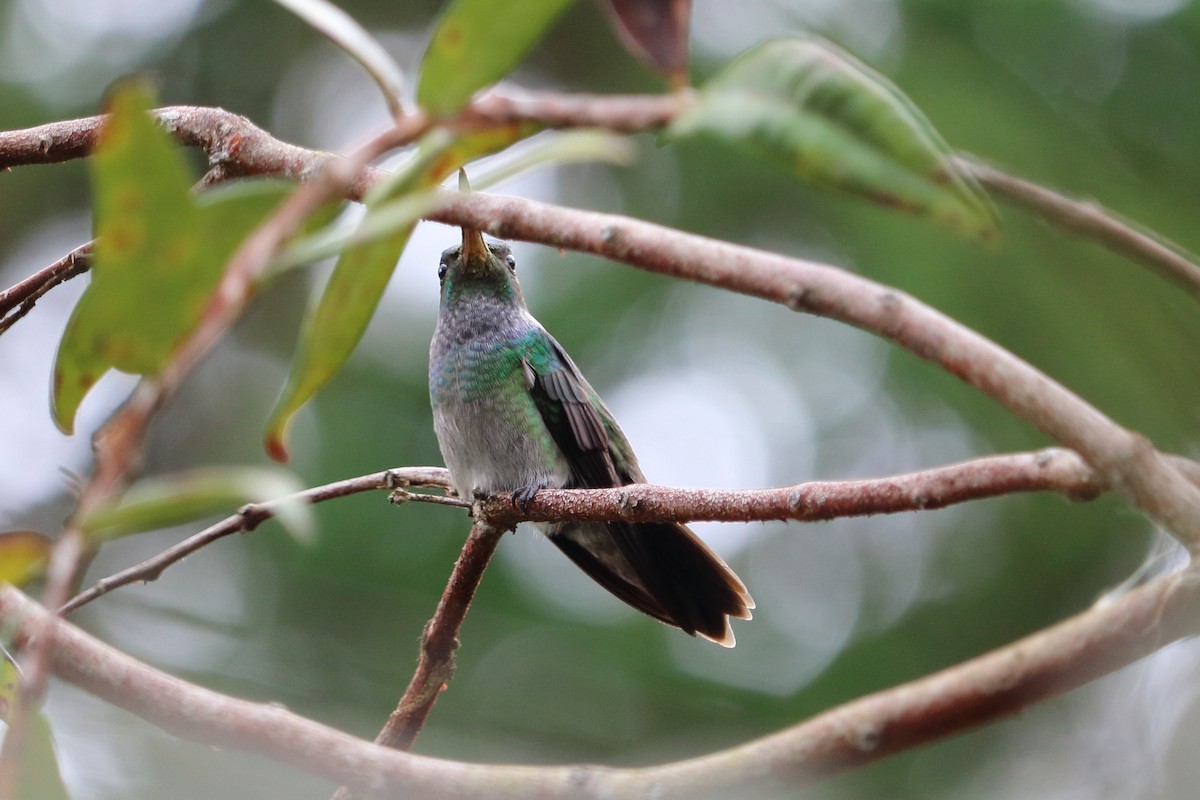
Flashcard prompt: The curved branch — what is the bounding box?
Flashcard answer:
[335,519,508,800]
[627,564,1200,798]
[428,190,1200,547]
[4,565,1198,798]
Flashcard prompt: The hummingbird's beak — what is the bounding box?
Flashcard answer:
[460,226,488,263]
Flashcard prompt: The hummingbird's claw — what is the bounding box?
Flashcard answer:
[512,485,540,510]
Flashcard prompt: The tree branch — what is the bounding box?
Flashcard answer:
[335,519,508,800]
[0,243,91,334]
[3,562,1198,798]
[625,564,1200,798]
[955,156,1200,302]
[479,447,1112,525]
[59,467,453,615]
[64,448,1173,617]
[4,94,1199,321]
[429,190,1200,548]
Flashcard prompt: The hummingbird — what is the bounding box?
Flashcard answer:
[429,226,754,646]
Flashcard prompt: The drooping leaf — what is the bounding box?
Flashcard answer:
[417,0,576,116]
[273,0,406,117]
[80,467,313,543]
[51,83,301,434]
[264,123,545,461]
[599,0,691,86]
[668,35,997,238]
[0,532,52,587]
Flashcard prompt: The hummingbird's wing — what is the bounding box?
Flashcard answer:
[525,329,753,645]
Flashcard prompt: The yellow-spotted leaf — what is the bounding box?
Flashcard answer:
[52,82,194,432]
[0,532,52,587]
[668,35,997,238]
[417,0,575,116]
[80,466,313,544]
[265,123,539,461]
[51,82,299,434]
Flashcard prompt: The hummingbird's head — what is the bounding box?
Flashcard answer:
[438,227,524,306]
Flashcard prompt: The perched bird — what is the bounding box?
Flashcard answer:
[429,226,754,646]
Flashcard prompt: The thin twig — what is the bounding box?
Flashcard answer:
[2,563,1197,798]
[60,467,453,615]
[0,243,91,334]
[956,155,1200,302]
[381,522,506,749]
[330,520,507,800]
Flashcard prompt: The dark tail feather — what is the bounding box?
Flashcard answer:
[549,521,754,647]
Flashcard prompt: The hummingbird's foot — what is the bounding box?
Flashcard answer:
[512,484,541,510]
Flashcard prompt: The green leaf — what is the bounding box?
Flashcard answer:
[276,191,442,271]
[51,82,298,434]
[52,82,194,432]
[668,35,997,238]
[0,532,52,588]
[277,130,632,270]
[18,713,71,800]
[417,0,576,116]
[80,467,314,544]
[265,123,540,461]
[0,651,71,800]
[273,0,406,117]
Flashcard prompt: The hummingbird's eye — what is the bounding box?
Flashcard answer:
[437,261,449,281]
[505,254,517,272]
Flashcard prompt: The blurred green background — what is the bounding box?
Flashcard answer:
[3,0,1200,797]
